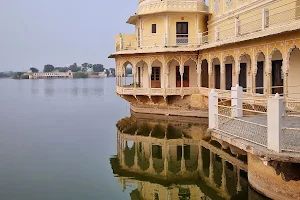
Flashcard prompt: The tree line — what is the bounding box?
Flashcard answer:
[0,62,117,79]
[29,62,115,77]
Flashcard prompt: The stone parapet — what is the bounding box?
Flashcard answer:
[137,0,208,15]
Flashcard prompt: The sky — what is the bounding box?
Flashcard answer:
[0,0,137,71]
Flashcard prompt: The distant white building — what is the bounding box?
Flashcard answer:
[27,70,73,79]
[99,71,107,77]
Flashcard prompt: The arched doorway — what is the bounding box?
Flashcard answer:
[183,59,198,87]
[224,56,235,90]
[256,52,265,94]
[136,60,147,88]
[288,47,300,98]
[271,50,283,94]
[238,54,251,90]
[122,61,133,87]
[167,59,180,88]
[151,60,163,88]
[124,141,135,168]
[201,59,209,88]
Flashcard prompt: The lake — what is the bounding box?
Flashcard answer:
[0,78,267,199]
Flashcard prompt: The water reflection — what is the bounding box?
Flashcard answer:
[30,80,40,96]
[111,113,268,200]
[44,79,55,97]
[28,79,104,98]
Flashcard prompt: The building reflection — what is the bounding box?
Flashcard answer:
[111,113,267,200]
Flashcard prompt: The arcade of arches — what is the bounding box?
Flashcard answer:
[116,35,300,97]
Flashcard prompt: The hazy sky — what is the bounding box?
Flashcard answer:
[0,0,137,71]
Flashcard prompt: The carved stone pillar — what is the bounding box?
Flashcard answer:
[149,143,154,173]
[162,62,167,90]
[121,145,125,166]
[122,178,126,192]
[253,62,258,94]
[221,158,228,192]
[247,61,252,92]
[133,66,137,88]
[266,72,271,95]
[181,144,186,172]
[265,57,271,95]
[140,66,143,88]
[180,64,184,90]
[220,62,226,90]
[163,140,168,176]
[134,142,138,169]
[236,167,242,192]
[235,62,240,86]
[165,71,170,89]
[198,144,203,172]
[164,64,170,89]
[208,62,213,88]
[283,58,289,97]
[284,73,288,97]
[148,66,152,89]
[124,67,127,86]
[197,63,201,88]
[120,71,123,87]
[209,151,215,183]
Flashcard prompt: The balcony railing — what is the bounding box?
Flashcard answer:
[115,0,300,52]
[116,34,203,51]
[211,0,300,44]
[116,86,203,96]
[137,0,209,15]
[176,34,189,45]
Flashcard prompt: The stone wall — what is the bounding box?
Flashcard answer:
[248,154,300,200]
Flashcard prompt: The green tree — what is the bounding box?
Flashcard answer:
[44,64,55,72]
[109,68,116,77]
[30,67,39,73]
[93,64,104,72]
[82,62,89,72]
[69,63,81,72]
[58,67,69,72]
[73,72,88,78]
[0,72,12,78]
[12,72,24,79]
[21,74,29,79]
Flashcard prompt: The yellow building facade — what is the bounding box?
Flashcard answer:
[110,0,300,117]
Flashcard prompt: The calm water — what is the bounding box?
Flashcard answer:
[0,78,267,200]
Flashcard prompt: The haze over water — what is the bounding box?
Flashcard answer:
[0,78,267,199]
[0,78,130,199]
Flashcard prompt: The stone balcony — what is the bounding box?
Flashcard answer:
[116,86,205,97]
[116,85,269,99]
[115,33,202,52]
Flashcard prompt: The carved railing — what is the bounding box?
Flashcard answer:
[117,86,203,96]
[137,0,208,15]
